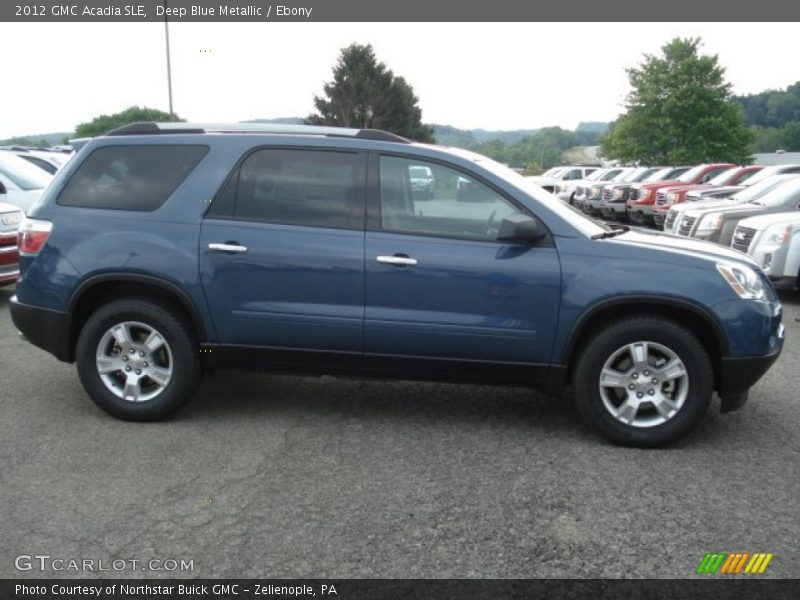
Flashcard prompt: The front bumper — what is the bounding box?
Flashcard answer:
[9,296,73,362]
[600,202,627,220]
[626,202,655,223]
[582,198,603,214]
[718,325,784,400]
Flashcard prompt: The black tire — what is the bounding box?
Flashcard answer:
[573,317,713,447]
[75,298,202,421]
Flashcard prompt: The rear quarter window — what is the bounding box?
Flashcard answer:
[57,145,209,210]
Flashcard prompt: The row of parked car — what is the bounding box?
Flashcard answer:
[534,163,800,291]
[0,146,73,286]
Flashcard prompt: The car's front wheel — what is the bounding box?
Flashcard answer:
[573,317,713,447]
[75,298,201,421]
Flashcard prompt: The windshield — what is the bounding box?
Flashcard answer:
[676,164,708,183]
[475,155,607,237]
[751,178,800,207]
[610,169,633,182]
[630,167,659,182]
[0,152,52,190]
[541,167,562,177]
[643,167,672,182]
[730,175,799,203]
[599,169,622,181]
[706,168,736,186]
[585,169,607,182]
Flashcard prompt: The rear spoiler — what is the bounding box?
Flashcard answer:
[68,137,92,152]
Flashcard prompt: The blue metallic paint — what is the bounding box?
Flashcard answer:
[16,132,783,389]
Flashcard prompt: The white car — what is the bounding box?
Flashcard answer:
[0,151,53,212]
[1,148,68,175]
[732,211,800,290]
[527,165,598,193]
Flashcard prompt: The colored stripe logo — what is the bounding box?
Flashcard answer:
[696,552,773,574]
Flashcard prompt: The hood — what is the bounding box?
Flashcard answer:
[610,229,758,267]
[738,211,800,230]
[686,202,763,219]
[1,188,42,213]
[671,198,737,214]
[634,179,680,190]
[0,200,24,214]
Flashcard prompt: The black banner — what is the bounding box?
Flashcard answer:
[2,0,800,22]
[2,579,800,600]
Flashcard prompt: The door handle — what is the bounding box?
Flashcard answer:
[376,255,418,266]
[208,242,248,253]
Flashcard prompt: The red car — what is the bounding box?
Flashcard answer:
[626,163,734,225]
[0,202,23,286]
[651,165,764,228]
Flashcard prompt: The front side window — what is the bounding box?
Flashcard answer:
[378,156,523,242]
[210,149,362,229]
[58,145,208,210]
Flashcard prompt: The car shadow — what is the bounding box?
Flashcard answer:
[184,369,589,439]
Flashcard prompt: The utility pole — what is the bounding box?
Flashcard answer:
[164,0,174,115]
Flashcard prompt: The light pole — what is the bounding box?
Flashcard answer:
[164,0,174,115]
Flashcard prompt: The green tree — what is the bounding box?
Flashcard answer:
[306,43,434,142]
[600,37,753,165]
[780,121,800,151]
[75,106,182,137]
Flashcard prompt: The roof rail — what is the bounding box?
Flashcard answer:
[106,122,411,143]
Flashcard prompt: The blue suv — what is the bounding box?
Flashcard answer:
[10,123,785,446]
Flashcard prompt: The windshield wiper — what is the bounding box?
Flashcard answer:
[591,225,630,240]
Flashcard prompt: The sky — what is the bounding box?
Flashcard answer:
[1,22,798,139]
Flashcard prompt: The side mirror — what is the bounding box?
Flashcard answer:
[0,181,6,194]
[496,213,546,244]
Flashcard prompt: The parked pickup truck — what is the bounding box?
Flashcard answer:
[666,174,799,234]
[556,167,616,204]
[581,167,651,216]
[600,167,689,221]
[528,165,598,194]
[571,168,625,207]
[733,212,800,290]
[651,166,763,228]
[627,163,734,225]
[679,176,800,245]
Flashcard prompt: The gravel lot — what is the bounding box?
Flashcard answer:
[1,285,798,579]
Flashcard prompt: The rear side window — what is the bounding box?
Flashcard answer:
[57,145,208,210]
[208,149,363,229]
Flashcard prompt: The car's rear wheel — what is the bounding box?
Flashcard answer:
[76,298,201,420]
[573,317,713,447]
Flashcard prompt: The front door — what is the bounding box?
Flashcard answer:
[364,154,561,370]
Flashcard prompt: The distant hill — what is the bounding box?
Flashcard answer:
[0,132,72,146]
[576,122,610,134]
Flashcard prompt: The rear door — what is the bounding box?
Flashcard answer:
[199,147,366,353]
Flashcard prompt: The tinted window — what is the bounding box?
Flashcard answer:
[378,156,523,241]
[58,145,208,210]
[211,149,362,229]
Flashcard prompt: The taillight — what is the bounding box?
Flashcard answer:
[18,218,53,255]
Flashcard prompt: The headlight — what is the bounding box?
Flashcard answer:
[613,189,624,200]
[0,211,22,227]
[591,186,601,197]
[760,224,792,247]
[638,188,651,199]
[666,192,679,204]
[697,213,722,232]
[716,263,766,301]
